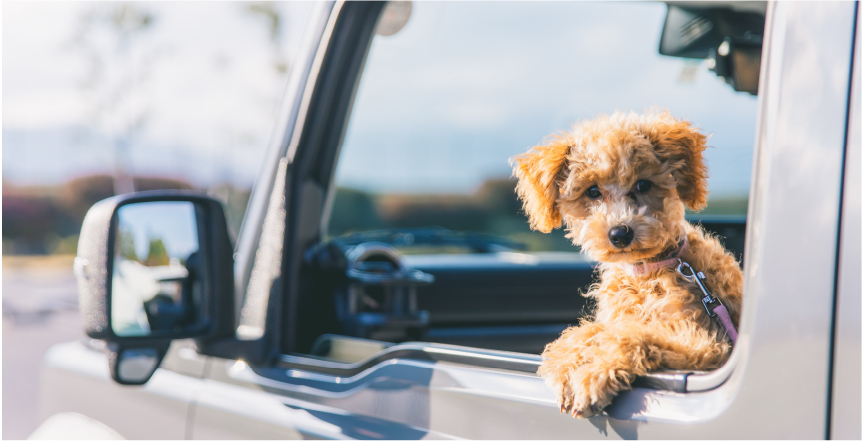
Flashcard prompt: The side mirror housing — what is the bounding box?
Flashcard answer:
[75,191,235,385]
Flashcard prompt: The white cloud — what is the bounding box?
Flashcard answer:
[337,2,759,197]
[411,58,529,90]
[3,90,89,129]
[447,100,511,129]
[3,0,759,200]
[3,2,314,187]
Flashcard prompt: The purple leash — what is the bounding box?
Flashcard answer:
[676,260,738,343]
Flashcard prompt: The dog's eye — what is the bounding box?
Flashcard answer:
[635,180,653,193]
[585,185,602,199]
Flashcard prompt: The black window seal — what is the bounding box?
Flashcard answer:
[279,1,387,355]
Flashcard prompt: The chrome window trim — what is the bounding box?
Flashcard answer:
[275,340,728,393]
[278,343,542,377]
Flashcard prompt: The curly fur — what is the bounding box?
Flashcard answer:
[512,110,742,418]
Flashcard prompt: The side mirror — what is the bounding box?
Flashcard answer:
[75,191,235,385]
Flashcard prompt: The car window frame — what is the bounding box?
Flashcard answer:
[263,0,741,393]
[234,1,337,317]
[275,0,387,357]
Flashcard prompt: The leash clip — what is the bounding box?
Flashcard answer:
[676,259,722,317]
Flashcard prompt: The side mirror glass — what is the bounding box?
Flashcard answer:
[112,201,203,337]
[76,191,236,385]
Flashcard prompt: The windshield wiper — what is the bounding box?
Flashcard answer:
[333,227,527,253]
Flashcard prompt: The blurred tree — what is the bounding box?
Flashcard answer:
[117,227,139,262]
[69,3,160,196]
[328,187,384,237]
[243,1,290,128]
[1,191,76,254]
[208,183,252,239]
[328,179,582,252]
[144,238,170,266]
[245,2,288,75]
[2,175,193,255]
[56,175,116,223]
[57,174,194,224]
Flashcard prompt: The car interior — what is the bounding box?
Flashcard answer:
[297,216,746,358]
[286,1,761,362]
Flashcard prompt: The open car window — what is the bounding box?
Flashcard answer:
[328,1,758,255]
[294,1,762,392]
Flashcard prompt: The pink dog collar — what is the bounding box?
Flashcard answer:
[620,235,689,277]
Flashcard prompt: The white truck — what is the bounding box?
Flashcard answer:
[36,1,860,439]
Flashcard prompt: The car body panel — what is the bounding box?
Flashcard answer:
[730,2,856,437]
[829,3,862,438]
[40,340,204,439]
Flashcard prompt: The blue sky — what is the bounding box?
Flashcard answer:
[117,201,199,261]
[3,2,759,200]
[336,2,759,197]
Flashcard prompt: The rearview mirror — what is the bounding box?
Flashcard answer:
[659,3,765,95]
[76,191,235,385]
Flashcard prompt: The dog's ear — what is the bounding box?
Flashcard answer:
[644,112,710,211]
[511,140,571,233]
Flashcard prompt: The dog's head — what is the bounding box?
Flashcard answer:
[512,110,709,263]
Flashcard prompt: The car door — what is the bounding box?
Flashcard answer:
[40,338,207,439]
[829,4,862,438]
[190,1,859,439]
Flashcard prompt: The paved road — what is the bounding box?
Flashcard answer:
[2,256,82,440]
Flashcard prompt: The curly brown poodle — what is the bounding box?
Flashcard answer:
[511,109,743,418]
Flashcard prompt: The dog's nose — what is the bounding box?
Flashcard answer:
[608,225,634,248]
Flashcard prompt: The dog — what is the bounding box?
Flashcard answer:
[511,110,743,418]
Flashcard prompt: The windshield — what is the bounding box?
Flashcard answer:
[328,1,759,253]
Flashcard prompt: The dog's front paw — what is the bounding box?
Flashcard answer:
[563,370,613,418]
[539,323,622,418]
[540,361,617,418]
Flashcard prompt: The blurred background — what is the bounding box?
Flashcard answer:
[3,3,314,438]
[3,2,758,438]
[328,1,757,252]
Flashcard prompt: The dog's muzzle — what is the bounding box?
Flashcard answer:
[608,225,634,248]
